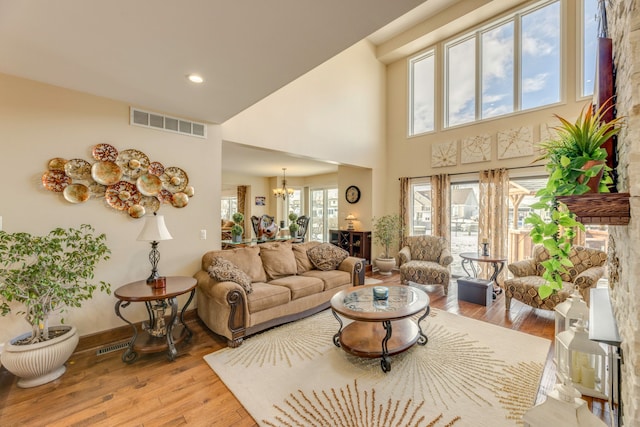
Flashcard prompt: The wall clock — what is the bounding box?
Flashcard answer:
[345,185,361,204]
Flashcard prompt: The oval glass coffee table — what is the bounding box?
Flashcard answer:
[330,284,430,372]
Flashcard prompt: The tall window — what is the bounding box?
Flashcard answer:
[411,0,565,131]
[481,21,514,119]
[446,37,476,126]
[310,188,338,242]
[409,50,435,135]
[286,189,302,224]
[409,179,432,236]
[220,196,237,220]
[446,0,560,126]
[449,182,480,277]
[520,1,561,110]
[582,0,598,97]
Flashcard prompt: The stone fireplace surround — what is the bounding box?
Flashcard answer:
[606,1,640,425]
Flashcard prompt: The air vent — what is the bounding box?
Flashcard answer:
[96,341,130,356]
[130,107,207,139]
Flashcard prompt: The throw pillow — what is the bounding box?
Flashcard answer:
[292,241,321,274]
[207,256,252,294]
[307,243,349,271]
[259,242,297,280]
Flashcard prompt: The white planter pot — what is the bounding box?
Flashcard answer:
[375,257,396,275]
[1,325,78,388]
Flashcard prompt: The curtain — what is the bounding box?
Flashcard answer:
[430,174,451,245]
[478,169,509,282]
[399,177,410,247]
[237,185,248,238]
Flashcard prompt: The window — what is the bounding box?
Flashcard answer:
[445,0,560,126]
[409,50,435,135]
[310,188,338,242]
[409,179,432,236]
[449,182,480,277]
[581,0,598,97]
[220,196,237,220]
[410,0,565,130]
[481,21,514,119]
[286,189,302,224]
[520,1,561,110]
[446,37,476,126]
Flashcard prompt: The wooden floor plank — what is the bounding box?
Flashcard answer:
[0,272,612,426]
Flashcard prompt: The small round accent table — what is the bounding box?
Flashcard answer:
[459,252,507,299]
[114,276,196,363]
[330,284,430,373]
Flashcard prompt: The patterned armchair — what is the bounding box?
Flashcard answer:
[398,235,453,295]
[503,244,607,311]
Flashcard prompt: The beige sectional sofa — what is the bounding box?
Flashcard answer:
[194,241,365,347]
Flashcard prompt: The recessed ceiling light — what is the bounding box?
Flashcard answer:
[187,74,204,84]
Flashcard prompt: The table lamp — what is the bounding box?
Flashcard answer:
[137,213,173,283]
[345,214,357,230]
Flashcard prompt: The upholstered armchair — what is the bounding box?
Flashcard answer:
[398,235,453,295]
[503,244,607,311]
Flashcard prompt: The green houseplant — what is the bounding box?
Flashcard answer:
[0,224,111,387]
[231,212,244,242]
[288,212,299,237]
[372,214,403,275]
[526,101,623,298]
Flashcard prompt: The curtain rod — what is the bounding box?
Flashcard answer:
[398,164,544,180]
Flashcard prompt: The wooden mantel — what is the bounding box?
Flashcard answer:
[556,193,630,225]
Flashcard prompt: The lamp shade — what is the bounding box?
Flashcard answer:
[345,214,357,221]
[137,214,173,242]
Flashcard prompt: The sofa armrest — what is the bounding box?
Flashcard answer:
[398,246,411,265]
[573,266,605,291]
[194,269,249,345]
[439,248,453,267]
[338,256,366,286]
[507,259,537,277]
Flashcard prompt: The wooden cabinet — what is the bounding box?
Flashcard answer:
[329,230,371,262]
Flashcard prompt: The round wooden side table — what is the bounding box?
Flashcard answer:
[114,276,196,363]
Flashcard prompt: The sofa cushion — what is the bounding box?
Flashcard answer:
[269,275,324,300]
[301,269,351,291]
[246,282,291,313]
[202,246,267,283]
[207,257,253,294]
[259,242,297,280]
[292,241,321,274]
[307,243,349,271]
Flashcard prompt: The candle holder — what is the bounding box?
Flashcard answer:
[372,286,389,300]
[481,242,490,257]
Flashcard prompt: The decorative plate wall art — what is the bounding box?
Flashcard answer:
[42,143,195,218]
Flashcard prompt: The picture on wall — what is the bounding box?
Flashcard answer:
[255,196,266,206]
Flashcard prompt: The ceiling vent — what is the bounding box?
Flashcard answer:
[130,107,207,139]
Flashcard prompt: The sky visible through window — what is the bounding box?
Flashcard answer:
[520,1,560,110]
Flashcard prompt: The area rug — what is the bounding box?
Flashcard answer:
[204,309,550,427]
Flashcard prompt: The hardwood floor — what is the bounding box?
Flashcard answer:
[0,272,613,426]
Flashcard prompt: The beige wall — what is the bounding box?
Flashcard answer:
[0,73,221,344]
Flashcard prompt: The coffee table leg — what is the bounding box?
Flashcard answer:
[331,309,343,347]
[417,306,430,345]
[381,320,392,373]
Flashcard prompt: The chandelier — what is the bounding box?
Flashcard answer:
[273,167,294,199]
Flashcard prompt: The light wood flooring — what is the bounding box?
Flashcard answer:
[0,272,614,426]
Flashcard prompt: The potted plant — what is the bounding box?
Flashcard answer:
[231,212,244,243]
[0,224,111,387]
[288,212,299,237]
[372,214,403,275]
[526,100,623,298]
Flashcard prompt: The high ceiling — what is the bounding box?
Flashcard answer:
[0,0,463,177]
